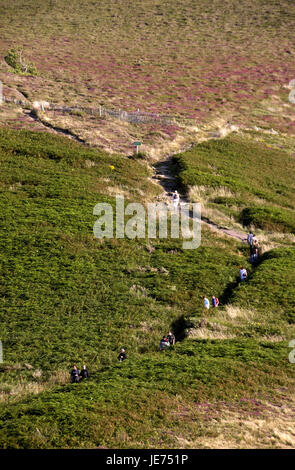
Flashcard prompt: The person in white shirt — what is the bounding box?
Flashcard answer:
[240,267,248,281]
[203,296,210,309]
[171,190,180,210]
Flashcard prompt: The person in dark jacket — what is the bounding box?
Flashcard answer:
[79,365,89,380]
[70,365,80,383]
[250,245,259,265]
[167,331,175,346]
[118,348,127,362]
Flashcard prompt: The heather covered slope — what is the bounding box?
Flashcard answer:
[0,0,295,154]
[0,0,295,450]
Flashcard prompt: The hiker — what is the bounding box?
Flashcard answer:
[240,267,248,282]
[250,245,259,265]
[171,190,180,209]
[252,234,258,246]
[160,336,170,351]
[212,296,219,308]
[79,365,90,380]
[247,231,254,246]
[167,331,176,345]
[118,348,127,362]
[70,365,80,383]
[203,296,210,309]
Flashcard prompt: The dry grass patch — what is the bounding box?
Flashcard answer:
[261,335,284,343]
[0,369,68,404]
[188,185,237,205]
[223,305,255,322]
[104,185,131,198]
[84,159,96,168]
[188,326,236,340]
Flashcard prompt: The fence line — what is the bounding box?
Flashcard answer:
[50,104,181,125]
[2,95,188,126]
[2,96,27,106]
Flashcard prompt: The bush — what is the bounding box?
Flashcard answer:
[5,47,38,76]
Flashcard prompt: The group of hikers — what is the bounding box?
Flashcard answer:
[203,295,220,309]
[171,192,259,265]
[70,364,90,383]
[202,231,260,309]
[70,349,127,382]
[70,220,261,380]
[160,331,176,351]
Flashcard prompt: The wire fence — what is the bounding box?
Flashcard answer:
[2,96,28,106]
[2,95,186,126]
[50,104,180,125]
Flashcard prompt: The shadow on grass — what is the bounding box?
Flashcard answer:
[28,110,86,144]
[154,157,187,196]
[219,277,241,306]
[171,314,195,342]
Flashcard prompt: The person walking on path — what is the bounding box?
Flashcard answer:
[247,231,254,246]
[171,190,180,210]
[250,245,259,265]
[118,348,127,362]
[240,267,248,282]
[70,365,80,383]
[212,296,219,308]
[79,365,90,380]
[167,331,176,345]
[252,234,258,246]
[203,296,210,309]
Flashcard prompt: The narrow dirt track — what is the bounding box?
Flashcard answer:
[152,143,247,244]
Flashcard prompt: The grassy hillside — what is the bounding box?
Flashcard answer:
[0,128,294,448]
[172,132,295,236]
[0,128,246,369]
[0,340,294,449]
[0,0,295,451]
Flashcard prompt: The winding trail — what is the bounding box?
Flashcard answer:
[152,154,247,244]
[3,93,254,244]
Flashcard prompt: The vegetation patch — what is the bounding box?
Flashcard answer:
[4,47,38,76]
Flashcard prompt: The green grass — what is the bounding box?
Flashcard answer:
[239,206,295,233]
[0,128,294,448]
[0,339,293,448]
[172,134,295,232]
[0,128,245,370]
[230,248,295,325]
